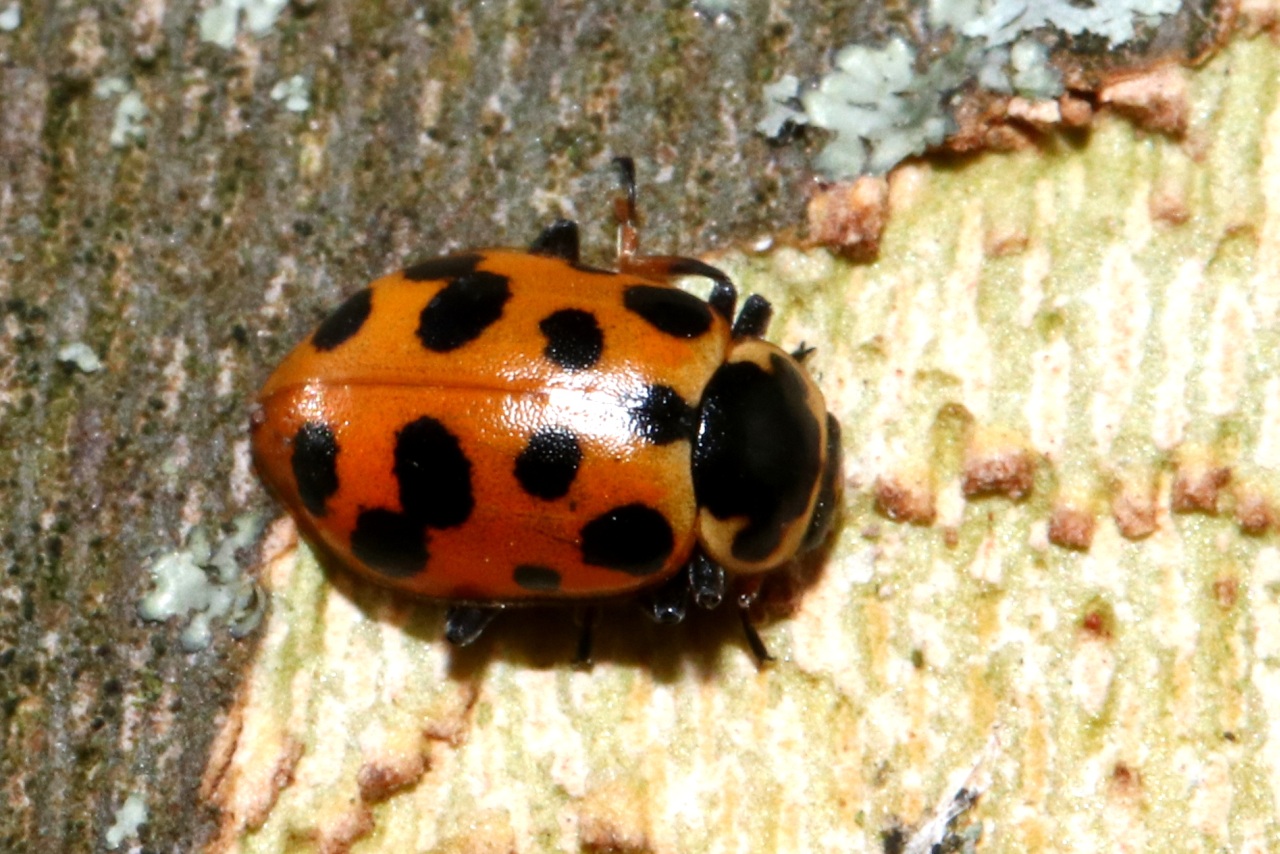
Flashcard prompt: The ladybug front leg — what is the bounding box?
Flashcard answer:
[733,577,774,664]
[444,604,502,646]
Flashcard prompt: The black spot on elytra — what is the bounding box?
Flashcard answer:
[312,289,372,352]
[350,508,427,577]
[693,355,822,564]
[514,428,581,500]
[291,422,339,516]
[623,284,713,339]
[539,309,603,371]
[628,384,697,445]
[394,416,473,528]
[513,564,562,591]
[580,503,674,576]
[349,417,474,582]
[417,271,511,352]
[403,254,482,281]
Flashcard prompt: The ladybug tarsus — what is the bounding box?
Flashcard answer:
[643,569,691,625]
[708,280,737,324]
[731,294,773,339]
[444,604,501,647]
[739,606,774,664]
[689,553,726,610]
[613,156,641,263]
[612,155,638,215]
[529,219,581,262]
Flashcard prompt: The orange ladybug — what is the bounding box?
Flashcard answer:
[252,158,841,659]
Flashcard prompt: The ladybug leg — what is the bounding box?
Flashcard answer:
[734,577,775,664]
[689,552,726,610]
[738,607,773,665]
[641,568,691,625]
[731,294,773,339]
[610,156,738,324]
[529,219,581,262]
[791,342,816,362]
[573,608,597,667]
[613,155,641,259]
[444,604,501,646]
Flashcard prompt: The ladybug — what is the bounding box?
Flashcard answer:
[251,158,842,660]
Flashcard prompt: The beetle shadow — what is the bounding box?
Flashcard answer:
[307,519,839,684]
[432,601,756,685]
[440,541,836,683]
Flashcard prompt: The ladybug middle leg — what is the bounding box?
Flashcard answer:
[688,552,725,608]
[444,604,502,647]
[610,156,738,324]
[639,552,773,665]
[529,219,582,262]
[731,293,773,339]
[641,568,692,625]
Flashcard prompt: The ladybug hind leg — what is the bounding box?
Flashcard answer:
[610,156,738,324]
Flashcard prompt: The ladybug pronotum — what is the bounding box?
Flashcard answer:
[252,158,842,660]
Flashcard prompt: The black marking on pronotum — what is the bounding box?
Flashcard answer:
[623,284,714,339]
[539,309,604,372]
[627,384,697,445]
[403,254,482,282]
[514,428,582,500]
[417,271,512,352]
[312,289,373,352]
[394,416,474,528]
[291,421,340,516]
[350,508,428,577]
[693,354,822,563]
[529,220,581,262]
[580,503,675,576]
[513,564,563,592]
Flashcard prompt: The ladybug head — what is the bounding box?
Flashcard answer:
[692,339,843,575]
